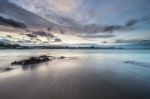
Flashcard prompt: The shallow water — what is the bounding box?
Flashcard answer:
[0,49,150,99]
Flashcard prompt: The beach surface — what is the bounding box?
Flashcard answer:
[0,49,150,99]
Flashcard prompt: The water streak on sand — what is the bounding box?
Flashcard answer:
[0,49,150,99]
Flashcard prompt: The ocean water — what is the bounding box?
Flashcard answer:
[0,49,150,99]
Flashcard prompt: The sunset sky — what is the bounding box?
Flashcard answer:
[0,0,150,45]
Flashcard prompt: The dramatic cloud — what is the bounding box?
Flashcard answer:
[0,0,57,27]
[0,0,150,45]
[126,19,138,27]
[126,16,150,27]
[25,34,37,38]
[0,16,27,28]
[8,0,150,24]
[54,38,62,42]
[6,35,12,38]
[78,16,150,34]
[26,30,63,43]
[2,0,150,34]
[32,31,54,38]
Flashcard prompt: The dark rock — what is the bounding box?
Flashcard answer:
[11,55,50,65]
[124,61,136,64]
[124,61,150,68]
[4,68,13,71]
[58,56,66,59]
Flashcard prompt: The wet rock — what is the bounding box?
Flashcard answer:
[124,61,150,67]
[11,55,50,65]
[124,61,134,64]
[4,68,13,71]
[58,56,66,59]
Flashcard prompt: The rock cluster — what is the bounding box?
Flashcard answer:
[11,55,50,65]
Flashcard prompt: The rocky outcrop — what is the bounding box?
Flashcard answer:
[11,55,66,66]
[11,55,51,65]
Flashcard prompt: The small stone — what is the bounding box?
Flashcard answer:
[4,68,12,71]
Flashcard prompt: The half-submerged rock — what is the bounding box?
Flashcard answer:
[11,55,50,65]
[58,56,66,59]
[3,68,13,72]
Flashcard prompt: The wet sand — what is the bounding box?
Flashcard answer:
[0,49,150,99]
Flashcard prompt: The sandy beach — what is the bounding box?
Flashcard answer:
[0,49,150,99]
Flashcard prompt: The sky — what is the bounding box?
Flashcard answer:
[0,0,150,46]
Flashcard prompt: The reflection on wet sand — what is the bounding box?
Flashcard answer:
[0,50,150,99]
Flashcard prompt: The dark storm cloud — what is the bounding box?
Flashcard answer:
[0,16,27,28]
[6,35,12,38]
[32,31,55,38]
[126,16,150,27]
[54,38,62,42]
[1,0,136,35]
[141,16,150,22]
[0,0,57,27]
[0,0,150,43]
[102,25,122,33]
[79,16,150,34]
[36,38,42,42]
[25,34,37,38]
[29,30,63,43]
[126,19,138,27]
[2,0,150,32]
